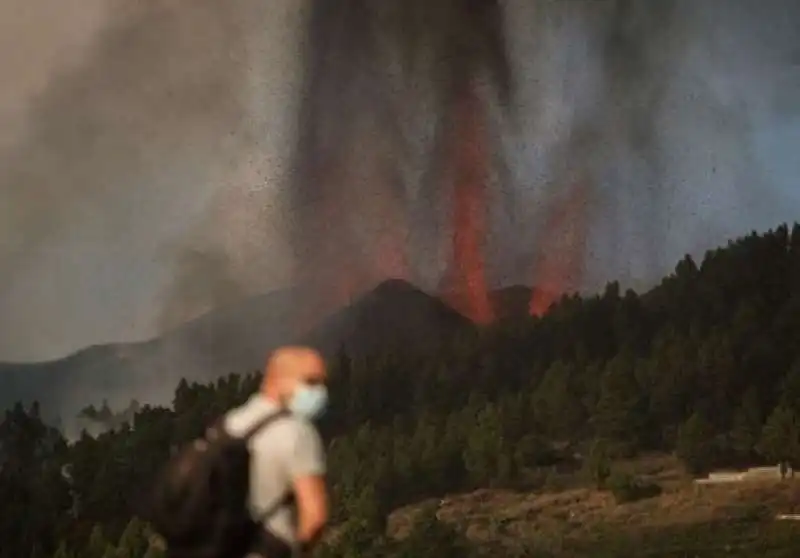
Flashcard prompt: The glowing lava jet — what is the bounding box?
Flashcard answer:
[421,0,512,324]
[440,83,494,324]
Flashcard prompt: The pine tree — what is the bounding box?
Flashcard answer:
[592,353,648,457]
[780,358,800,413]
[532,360,587,442]
[729,388,763,459]
[758,405,800,463]
[514,433,547,471]
[462,403,511,488]
[676,412,716,475]
[409,412,446,492]
[790,223,800,288]
[86,525,108,558]
[585,438,612,489]
[117,517,146,558]
[53,542,72,558]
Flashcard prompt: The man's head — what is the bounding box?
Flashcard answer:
[262,346,328,419]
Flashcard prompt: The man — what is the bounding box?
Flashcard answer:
[225,346,330,558]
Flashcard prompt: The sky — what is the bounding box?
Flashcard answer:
[0,0,798,362]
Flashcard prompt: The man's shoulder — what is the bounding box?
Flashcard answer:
[225,398,318,447]
[249,417,323,468]
[256,413,319,445]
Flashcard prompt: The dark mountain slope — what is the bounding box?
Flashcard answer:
[306,278,474,357]
[489,285,536,320]
[0,288,298,417]
[437,284,561,321]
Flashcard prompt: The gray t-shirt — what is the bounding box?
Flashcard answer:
[224,394,326,548]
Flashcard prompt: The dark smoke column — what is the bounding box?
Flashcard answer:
[288,0,414,331]
[289,0,512,327]
[529,179,590,316]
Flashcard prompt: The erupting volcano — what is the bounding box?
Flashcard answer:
[290,0,592,325]
[291,0,755,326]
[290,0,516,326]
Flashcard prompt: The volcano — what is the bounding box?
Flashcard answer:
[306,278,473,357]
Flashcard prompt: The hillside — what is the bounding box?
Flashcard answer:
[388,455,800,556]
[488,285,534,320]
[0,279,472,419]
[306,278,473,356]
[436,284,558,321]
[0,288,297,416]
[3,223,800,558]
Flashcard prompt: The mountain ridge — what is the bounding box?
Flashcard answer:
[0,278,480,419]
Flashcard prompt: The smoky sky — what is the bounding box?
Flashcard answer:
[0,0,799,361]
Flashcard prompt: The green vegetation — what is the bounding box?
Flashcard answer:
[553,519,800,558]
[4,223,800,556]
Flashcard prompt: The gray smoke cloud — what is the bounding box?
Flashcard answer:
[506,0,800,289]
[0,0,799,365]
[0,0,304,361]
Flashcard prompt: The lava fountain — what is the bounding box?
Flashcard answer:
[440,81,494,324]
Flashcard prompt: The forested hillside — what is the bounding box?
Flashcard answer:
[3,223,800,557]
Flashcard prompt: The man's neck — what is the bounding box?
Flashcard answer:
[253,392,282,409]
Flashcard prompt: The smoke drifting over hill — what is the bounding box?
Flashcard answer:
[0,0,799,362]
[0,0,304,360]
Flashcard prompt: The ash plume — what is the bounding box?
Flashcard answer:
[0,0,304,361]
[157,249,245,332]
[504,0,800,300]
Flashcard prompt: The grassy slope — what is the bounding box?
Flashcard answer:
[387,455,800,556]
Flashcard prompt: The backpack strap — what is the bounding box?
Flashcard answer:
[244,409,294,528]
[243,408,291,440]
[202,407,295,524]
[206,407,291,442]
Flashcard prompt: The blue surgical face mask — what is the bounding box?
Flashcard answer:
[288,382,328,420]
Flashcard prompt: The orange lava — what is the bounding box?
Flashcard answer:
[442,82,494,324]
[529,180,590,316]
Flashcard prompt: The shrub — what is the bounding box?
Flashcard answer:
[606,472,662,504]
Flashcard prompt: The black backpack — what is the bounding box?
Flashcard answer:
[147,409,290,558]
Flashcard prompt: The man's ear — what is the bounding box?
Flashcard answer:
[277,376,296,404]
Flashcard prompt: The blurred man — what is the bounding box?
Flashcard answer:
[225,346,330,558]
[149,346,329,558]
